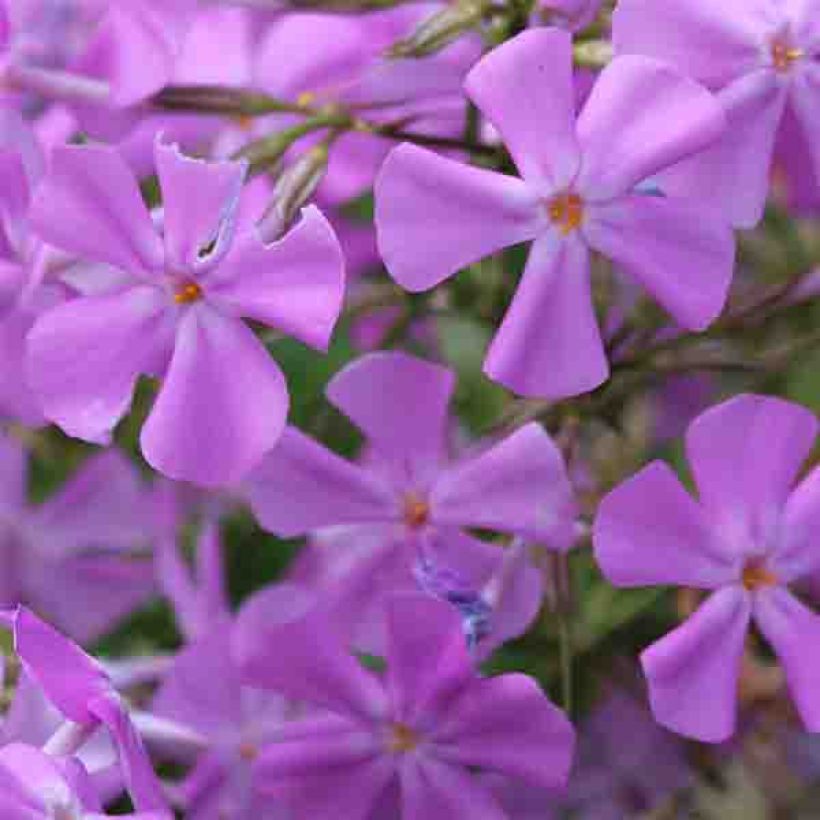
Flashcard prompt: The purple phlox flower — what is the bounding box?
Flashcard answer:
[244,350,575,650]
[614,0,820,228]
[233,590,575,819]
[1,0,196,120]
[25,137,346,487]
[594,394,820,742]
[150,624,290,820]
[4,605,171,814]
[0,433,156,643]
[0,740,167,819]
[563,687,691,818]
[375,28,735,399]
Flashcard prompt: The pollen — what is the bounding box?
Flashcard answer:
[402,493,430,529]
[741,560,778,592]
[174,280,203,304]
[547,191,584,235]
[771,39,804,72]
[387,722,420,753]
[297,91,316,108]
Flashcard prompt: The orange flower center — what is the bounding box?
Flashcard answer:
[771,38,804,72]
[402,493,430,529]
[386,722,419,753]
[547,191,584,235]
[238,742,259,761]
[174,280,203,304]
[741,561,778,591]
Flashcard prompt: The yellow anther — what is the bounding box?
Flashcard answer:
[771,39,804,72]
[547,191,584,235]
[402,493,430,530]
[297,91,316,109]
[387,722,419,753]
[173,281,203,304]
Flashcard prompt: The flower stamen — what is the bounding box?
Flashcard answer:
[742,560,778,591]
[403,493,430,529]
[547,191,584,235]
[771,38,804,72]
[174,280,203,304]
[387,722,419,753]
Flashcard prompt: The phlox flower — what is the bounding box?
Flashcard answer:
[0,0,195,119]
[0,433,155,643]
[0,742,166,819]
[234,591,575,819]
[6,606,170,813]
[614,0,820,228]
[245,350,576,650]
[375,28,735,399]
[26,138,346,487]
[594,394,820,742]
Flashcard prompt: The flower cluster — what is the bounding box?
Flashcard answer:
[1,0,820,817]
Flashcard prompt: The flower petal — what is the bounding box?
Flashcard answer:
[233,583,388,722]
[434,673,575,790]
[0,432,26,513]
[594,461,736,588]
[245,427,397,537]
[484,233,607,399]
[326,351,454,466]
[77,0,197,107]
[155,140,247,272]
[685,394,817,533]
[753,586,820,732]
[576,55,727,200]
[612,0,765,87]
[659,71,786,228]
[788,63,820,191]
[463,28,580,191]
[431,422,577,546]
[26,287,172,444]
[13,607,110,725]
[775,465,820,582]
[385,594,473,725]
[641,587,751,742]
[375,143,541,292]
[204,205,345,351]
[585,193,735,330]
[28,145,162,276]
[400,756,508,820]
[141,304,287,487]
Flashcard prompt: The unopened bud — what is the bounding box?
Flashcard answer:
[387,0,488,58]
[257,145,329,243]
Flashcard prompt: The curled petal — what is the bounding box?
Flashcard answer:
[205,205,345,352]
[155,140,247,272]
